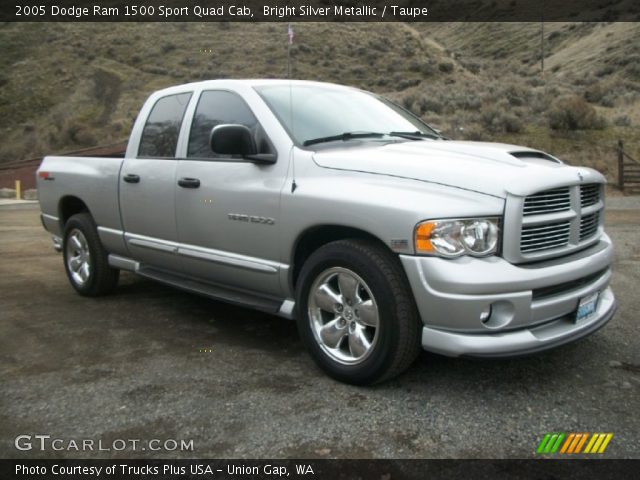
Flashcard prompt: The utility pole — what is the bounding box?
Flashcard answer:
[287,23,294,79]
[540,5,545,74]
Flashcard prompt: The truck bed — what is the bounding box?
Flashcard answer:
[37,155,125,238]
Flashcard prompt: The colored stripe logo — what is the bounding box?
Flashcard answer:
[537,433,613,454]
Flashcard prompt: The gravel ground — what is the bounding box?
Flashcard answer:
[0,204,638,459]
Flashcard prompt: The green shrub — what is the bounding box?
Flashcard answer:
[584,83,604,103]
[613,115,631,127]
[161,43,176,54]
[504,83,528,106]
[547,96,608,130]
[625,62,640,80]
[438,62,454,73]
[420,62,436,76]
[419,97,444,114]
[461,60,481,74]
[461,125,485,141]
[480,107,524,134]
[397,79,420,90]
[400,92,418,110]
[502,113,524,133]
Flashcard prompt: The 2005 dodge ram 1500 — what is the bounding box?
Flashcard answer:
[37,80,617,384]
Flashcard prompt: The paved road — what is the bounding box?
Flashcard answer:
[1,205,638,459]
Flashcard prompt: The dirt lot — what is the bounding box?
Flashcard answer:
[1,204,638,459]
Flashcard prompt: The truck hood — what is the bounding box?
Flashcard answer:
[312,140,604,198]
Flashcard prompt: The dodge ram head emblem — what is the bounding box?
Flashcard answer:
[578,171,584,181]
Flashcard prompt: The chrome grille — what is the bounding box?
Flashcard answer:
[523,187,571,216]
[580,212,600,240]
[580,184,600,208]
[521,220,571,253]
[511,182,604,261]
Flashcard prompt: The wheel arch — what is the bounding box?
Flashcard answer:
[58,196,92,229]
[290,225,393,292]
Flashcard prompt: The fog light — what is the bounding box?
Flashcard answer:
[480,305,492,323]
[482,301,515,330]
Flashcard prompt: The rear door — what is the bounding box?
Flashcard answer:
[174,89,288,296]
[120,92,192,271]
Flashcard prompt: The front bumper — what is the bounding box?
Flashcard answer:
[421,288,615,357]
[400,235,616,357]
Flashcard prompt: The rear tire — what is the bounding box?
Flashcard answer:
[296,239,422,385]
[63,213,119,296]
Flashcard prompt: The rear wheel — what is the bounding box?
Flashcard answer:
[63,213,119,296]
[296,239,422,385]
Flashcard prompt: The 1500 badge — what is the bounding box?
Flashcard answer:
[228,213,275,225]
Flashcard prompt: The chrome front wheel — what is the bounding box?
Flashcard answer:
[308,267,380,365]
[296,239,422,385]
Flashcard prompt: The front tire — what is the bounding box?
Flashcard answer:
[296,239,422,385]
[63,213,119,296]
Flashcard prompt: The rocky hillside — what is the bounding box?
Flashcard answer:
[1,22,639,182]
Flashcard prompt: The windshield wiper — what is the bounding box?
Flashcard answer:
[303,130,442,147]
[388,131,440,140]
[303,132,385,147]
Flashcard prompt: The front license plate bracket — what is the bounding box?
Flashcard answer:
[575,291,599,323]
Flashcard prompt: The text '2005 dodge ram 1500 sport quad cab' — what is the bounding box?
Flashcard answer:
[37,80,617,384]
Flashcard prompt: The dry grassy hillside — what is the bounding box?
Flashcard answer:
[0,22,455,161]
[1,22,639,183]
[409,22,640,178]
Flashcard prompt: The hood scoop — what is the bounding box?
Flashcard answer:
[509,151,562,164]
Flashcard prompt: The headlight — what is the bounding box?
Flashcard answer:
[415,218,500,257]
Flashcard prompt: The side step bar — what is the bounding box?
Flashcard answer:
[138,266,283,315]
[108,254,296,319]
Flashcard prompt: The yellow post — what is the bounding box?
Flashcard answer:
[15,180,21,200]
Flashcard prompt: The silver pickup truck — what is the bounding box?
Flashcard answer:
[37,80,616,384]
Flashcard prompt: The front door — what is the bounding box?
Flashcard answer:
[174,90,288,296]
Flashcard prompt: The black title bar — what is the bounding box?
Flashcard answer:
[2,459,639,480]
[3,0,640,22]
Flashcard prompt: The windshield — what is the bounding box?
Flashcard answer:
[255,84,439,147]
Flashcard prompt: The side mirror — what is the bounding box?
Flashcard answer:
[210,124,276,164]
[210,124,256,155]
